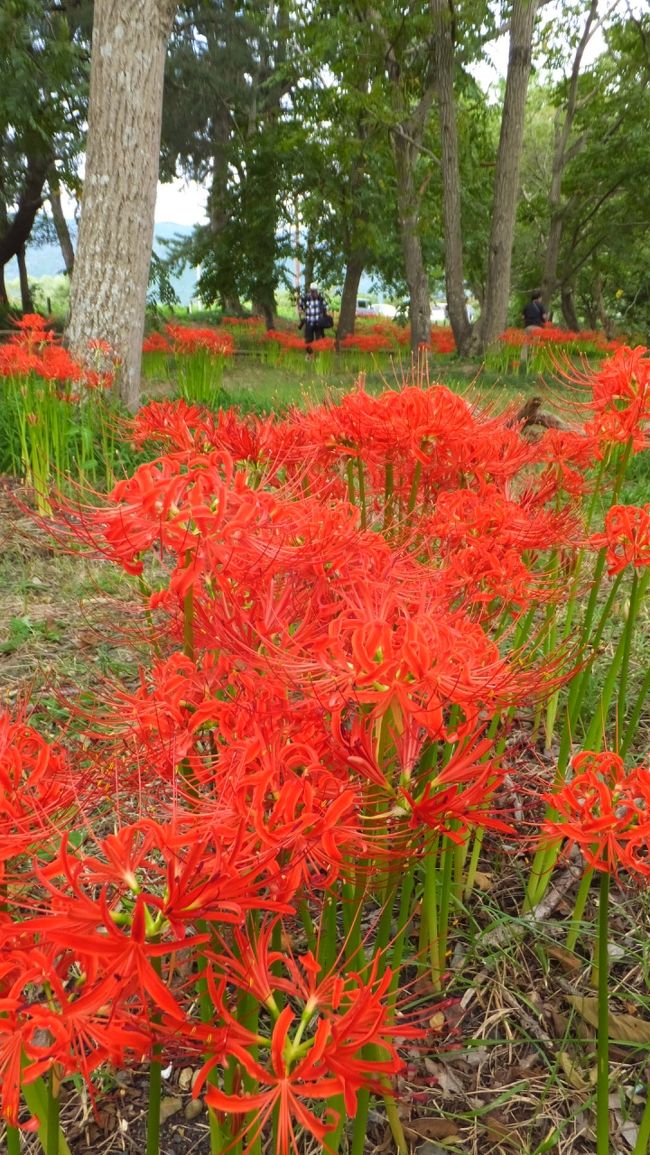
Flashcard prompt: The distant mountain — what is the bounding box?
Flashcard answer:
[5,221,199,306]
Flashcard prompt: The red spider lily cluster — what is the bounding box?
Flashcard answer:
[543,751,650,877]
[499,325,622,351]
[0,314,113,390]
[2,348,650,1152]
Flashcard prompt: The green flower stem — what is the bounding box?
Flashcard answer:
[406,460,422,518]
[464,826,485,900]
[565,866,593,953]
[346,460,356,506]
[383,461,394,534]
[146,1052,162,1155]
[298,899,317,953]
[6,1124,21,1155]
[388,867,416,1000]
[47,1071,60,1155]
[323,1095,347,1155]
[596,869,611,1155]
[320,891,340,974]
[434,836,455,988]
[183,580,195,661]
[357,458,367,529]
[420,837,438,962]
[21,1076,72,1155]
[631,1085,650,1155]
[621,666,650,758]
[617,570,649,739]
[349,1087,371,1155]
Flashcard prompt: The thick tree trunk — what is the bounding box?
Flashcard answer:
[541,0,597,308]
[431,0,472,354]
[476,0,540,352]
[48,178,75,276]
[66,0,177,410]
[17,246,33,312]
[561,284,580,330]
[393,134,430,353]
[337,253,365,341]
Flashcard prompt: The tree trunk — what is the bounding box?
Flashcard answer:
[17,245,33,312]
[0,263,8,308]
[48,177,75,276]
[66,0,177,410]
[393,133,430,353]
[593,274,614,339]
[0,151,51,267]
[431,0,472,354]
[476,0,540,352]
[561,284,580,330]
[541,0,597,308]
[337,253,365,341]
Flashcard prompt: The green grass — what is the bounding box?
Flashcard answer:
[144,355,545,416]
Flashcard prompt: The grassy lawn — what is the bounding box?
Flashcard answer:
[144,354,543,414]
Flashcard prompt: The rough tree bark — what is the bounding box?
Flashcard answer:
[67,0,177,410]
[337,252,366,342]
[431,0,472,354]
[540,0,598,308]
[48,174,75,276]
[393,130,431,353]
[561,283,580,330]
[475,0,540,352]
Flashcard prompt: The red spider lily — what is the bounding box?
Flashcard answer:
[165,323,235,356]
[398,735,512,843]
[340,333,393,353]
[203,1006,341,1155]
[197,949,421,1155]
[0,948,153,1124]
[0,711,76,871]
[265,329,306,352]
[142,330,172,353]
[589,503,650,574]
[429,326,456,355]
[541,750,650,876]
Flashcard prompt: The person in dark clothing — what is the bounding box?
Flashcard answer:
[299,282,328,353]
[520,291,548,373]
[523,292,548,329]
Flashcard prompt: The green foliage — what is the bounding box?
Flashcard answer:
[0,0,89,256]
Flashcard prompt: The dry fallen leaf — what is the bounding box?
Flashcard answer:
[558,1050,588,1091]
[405,1117,460,1141]
[545,943,582,973]
[568,998,650,1045]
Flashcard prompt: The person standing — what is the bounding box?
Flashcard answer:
[523,291,548,330]
[520,291,548,374]
[299,282,328,354]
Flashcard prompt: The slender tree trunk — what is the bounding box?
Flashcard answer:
[48,177,75,276]
[0,263,8,308]
[393,133,431,353]
[0,152,51,267]
[66,0,177,410]
[17,245,33,312]
[561,284,580,330]
[476,0,540,352]
[431,0,472,354]
[593,274,614,338]
[541,0,597,307]
[337,253,366,341]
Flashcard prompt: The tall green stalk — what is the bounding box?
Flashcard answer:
[596,869,611,1155]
